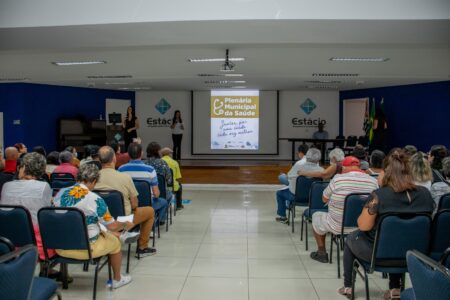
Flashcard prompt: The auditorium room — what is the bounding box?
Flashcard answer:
[0,1,449,300]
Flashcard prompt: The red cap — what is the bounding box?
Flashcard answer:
[342,156,360,167]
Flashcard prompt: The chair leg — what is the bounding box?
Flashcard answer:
[152,223,156,247]
[126,244,131,273]
[83,262,89,272]
[287,205,291,226]
[300,215,304,241]
[107,256,112,282]
[170,200,173,224]
[92,261,100,300]
[61,263,69,289]
[364,268,370,300]
[351,260,357,300]
[329,236,334,264]
[337,238,341,278]
[305,221,309,251]
[158,219,161,238]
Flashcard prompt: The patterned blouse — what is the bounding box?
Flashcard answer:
[53,184,115,242]
[145,157,173,198]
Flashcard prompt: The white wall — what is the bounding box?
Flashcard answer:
[135,90,340,160]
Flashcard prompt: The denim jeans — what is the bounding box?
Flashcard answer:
[152,197,168,222]
[276,188,295,217]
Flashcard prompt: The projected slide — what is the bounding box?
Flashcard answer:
[211,90,259,150]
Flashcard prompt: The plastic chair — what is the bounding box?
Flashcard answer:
[157,173,170,232]
[351,213,432,300]
[0,205,36,247]
[429,209,450,262]
[330,193,370,278]
[300,181,329,250]
[133,179,160,246]
[288,176,320,233]
[38,207,111,300]
[0,245,61,300]
[344,136,358,154]
[0,236,14,256]
[438,193,450,211]
[401,250,450,300]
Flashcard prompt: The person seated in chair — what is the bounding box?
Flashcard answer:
[275,148,324,224]
[54,164,137,289]
[53,151,78,178]
[95,146,156,257]
[110,142,129,169]
[352,144,369,171]
[161,147,184,211]
[298,148,345,180]
[119,143,168,226]
[366,150,385,176]
[431,157,450,209]
[2,147,19,173]
[278,144,309,186]
[310,156,378,264]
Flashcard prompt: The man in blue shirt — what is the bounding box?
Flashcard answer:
[119,143,168,225]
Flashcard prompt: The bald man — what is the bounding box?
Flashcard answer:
[3,147,19,173]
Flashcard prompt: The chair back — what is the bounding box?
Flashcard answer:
[438,193,450,211]
[307,181,329,213]
[341,193,370,235]
[133,179,152,207]
[0,205,36,247]
[167,169,174,187]
[50,177,76,189]
[0,245,37,300]
[38,207,91,260]
[295,176,320,205]
[430,209,450,261]
[406,250,450,300]
[93,190,125,219]
[357,135,369,147]
[0,237,14,256]
[346,136,358,147]
[0,172,14,194]
[157,174,167,199]
[50,172,75,182]
[334,135,345,148]
[372,213,431,270]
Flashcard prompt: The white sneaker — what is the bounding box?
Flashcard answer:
[113,274,132,289]
[119,231,140,244]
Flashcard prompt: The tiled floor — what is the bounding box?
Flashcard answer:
[59,188,403,300]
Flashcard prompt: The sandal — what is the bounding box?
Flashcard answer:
[337,287,352,299]
[383,288,400,299]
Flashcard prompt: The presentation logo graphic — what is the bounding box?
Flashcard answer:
[212,98,225,116]
[300,98,317,115]
[155,98,171,115]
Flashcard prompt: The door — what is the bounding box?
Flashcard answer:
[343,98,368,137]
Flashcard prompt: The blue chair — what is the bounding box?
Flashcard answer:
[157,173,170,232]
[38,207,111,300]
[401,250,450,300]
[438,193,450,211]
[0,236,14,256]
[429,209,450,262]
[0,205,36,247]
[133,179,160,246]
[351,213,432,300]
[50,172,75,182]
[300,181,329,251]
[330,193,370,278]
[288,176,320,233]
[50,173,76,193]
[0,244,61,300]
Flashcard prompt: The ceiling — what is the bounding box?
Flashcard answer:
[0,19,449,91]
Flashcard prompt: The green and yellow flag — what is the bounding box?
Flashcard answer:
[368,98,376,144]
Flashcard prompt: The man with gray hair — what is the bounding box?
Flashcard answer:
[53,150,78,178]
[275,148,324,223]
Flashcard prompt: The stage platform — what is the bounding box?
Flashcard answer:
[179,160,292,184]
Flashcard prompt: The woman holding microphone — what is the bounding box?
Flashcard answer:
[170,110,184,160]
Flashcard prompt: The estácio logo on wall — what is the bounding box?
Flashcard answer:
[292,98,327,127]
[147,98,172,127]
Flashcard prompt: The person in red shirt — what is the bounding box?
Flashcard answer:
[53,151,78,178]
[110,142,130,169]
[3,147,19,173]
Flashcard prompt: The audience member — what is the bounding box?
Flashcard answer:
[275,148,324,223]
[410,152,433,190]
[298,147,344,180]
[110,142,129,169]
[54,164,135,289]
[338,150,434,299]
[119,143,168,226]
[161,147,184,210]
[94,146,156,257]
[403,145,417,156]
[46,151,60,174]
[3,147,19,173]
[352,144,369,171]
[53,151,78,178]
[429,145,448,182]
[145,142,173,202]
[65,146,80,168]
[279,144,309,186]
[32,146,47,157]
[80,144,99,166]
[430,156,450,208]
[366,150,385,175]
[310,156,378,263]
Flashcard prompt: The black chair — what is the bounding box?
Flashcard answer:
[0,236,14,256]
[157,173,170,232]
[351,213,432,300]
[38,207,111,300]
[50,172,75,182]
[288,176,320,233]
[0,205,36,247]
[0,244,61,300]
[300,181,329,251]
[438,193,450,211]
[344,136,358,154]
[133,179,160,246]
[401,250,450,300]
[330,193,370,278]
[357,136,369,148]
[429,209,450,262]
[93,189,137,273]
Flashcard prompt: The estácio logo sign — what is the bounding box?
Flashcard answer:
[147,98,173,127]
[291,98,327,127]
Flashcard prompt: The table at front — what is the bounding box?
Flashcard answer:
[280,138,346,164]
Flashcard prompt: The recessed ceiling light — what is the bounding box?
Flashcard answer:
[306,85,338,89]
[231,86,247,89]
[205,80,246,84]
[0,77,30,82]
[305,80,340,84]
[118,87,151,90]
[188,58,244,63]
[224,74,244,77]
[87,75,132,79]
[104,82,130,85]
[330,57,389,62]
[312,73,359,77]
[52,61,106,66]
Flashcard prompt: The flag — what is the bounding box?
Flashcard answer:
[363,99,370,136]
[368,98,376,144]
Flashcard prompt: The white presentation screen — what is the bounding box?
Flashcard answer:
[192,90,278,155]
[210,90,259,150]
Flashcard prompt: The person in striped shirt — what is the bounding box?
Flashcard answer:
[310,156,379,263]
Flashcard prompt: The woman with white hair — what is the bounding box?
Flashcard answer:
[298,148,345,180]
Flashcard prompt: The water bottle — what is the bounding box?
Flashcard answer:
[106,279,113,300]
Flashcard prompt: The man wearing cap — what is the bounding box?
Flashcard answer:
[310,156,378,263]
[161,147,184,210]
